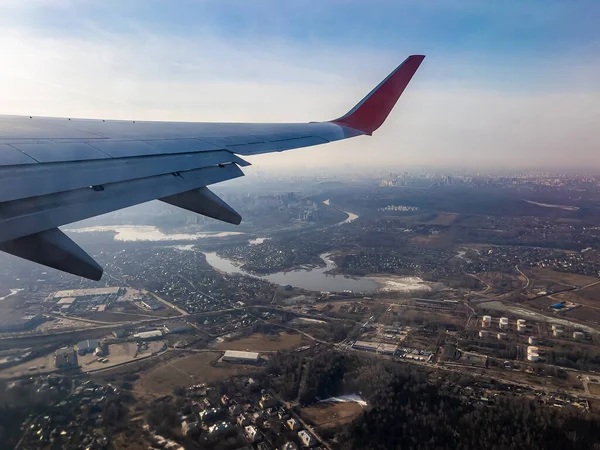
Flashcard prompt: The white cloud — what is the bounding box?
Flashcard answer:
[0,24,598,171]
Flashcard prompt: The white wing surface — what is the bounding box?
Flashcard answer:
[0,55,424,279]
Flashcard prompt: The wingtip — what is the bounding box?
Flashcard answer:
[331,54,425,135]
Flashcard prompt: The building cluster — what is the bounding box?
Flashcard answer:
[0,312,45,333]
[150,382,321,449]
[48,287,123,315]
[100,246,282,314]
[14,378,124,449]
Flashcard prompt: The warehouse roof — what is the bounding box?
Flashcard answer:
[223,350,259,360]
[77,339,99,350]
[133,330,163,339]
[54,287,120,298]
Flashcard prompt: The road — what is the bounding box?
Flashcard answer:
[515,265,530,290]
[146,290,189,316]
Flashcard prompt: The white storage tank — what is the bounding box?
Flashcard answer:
[482,315,492,328]
[527,346,539,354]
[573,331,585,340]
[528,336,538,345]
[553,328,565,337]
[497,332,507,340]
[499,317,509,329]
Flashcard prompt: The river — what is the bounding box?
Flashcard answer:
[69,224,430,294]
[323,199,359,225]
[0,288,24,301]
[204,252,378,293]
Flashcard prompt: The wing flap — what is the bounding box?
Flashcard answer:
[0,163,244,242]
[0,228,103,280]
[160,187,242,225]
[0,150,249,204]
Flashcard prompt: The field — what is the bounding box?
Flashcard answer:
[214,332,306,352]
[427,212,459,226]
[528,292,600,326]
[528,268,599,288]
[37,317,96,331]
[79,342,139,371]
[589,383,600,396]
[475,272,523,295]
[572,283,600,305]
[562,307,600,326]
[77,311,156,322]
[301,402,364,429]
[134,351,256,397]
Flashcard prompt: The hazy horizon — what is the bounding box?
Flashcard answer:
[1,1,599,171]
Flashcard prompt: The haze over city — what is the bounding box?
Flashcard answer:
[1,0,599,171]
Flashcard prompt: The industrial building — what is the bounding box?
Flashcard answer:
[141,298,164,311]
[164,324,193,334]
[222,350,260,364]
[133,330,163,340]
[414,298,458,310]
[53,287,122,299]
[77,339,100,355]
[0,313,44,333]
[527,346,540,362]
[352,340,398,355]
[56,297,76,312]
[112,329,127,339]
[55,347,78,369]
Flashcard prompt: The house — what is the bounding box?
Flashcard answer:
[237,414,250,426]
[229,404,242,416]
[286,418,301,431]
[259,393,277,409]
[181,421,199,437]
[245,425,261,442]
[298,430,315,447]
[207,421,233,438]
[199,408,222,424]
[281,443,299,450]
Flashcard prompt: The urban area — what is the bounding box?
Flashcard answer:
[2,170,600,449]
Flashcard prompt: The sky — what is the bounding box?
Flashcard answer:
[0,0,599,172]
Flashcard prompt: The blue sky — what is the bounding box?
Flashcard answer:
[0,0,599,170]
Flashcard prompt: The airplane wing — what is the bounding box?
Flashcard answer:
[0,54,424,280]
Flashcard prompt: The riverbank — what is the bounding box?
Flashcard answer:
[66,225,244,241]
[203,251,434,294]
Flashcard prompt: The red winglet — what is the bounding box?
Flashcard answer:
[331,55,425,135]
